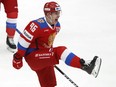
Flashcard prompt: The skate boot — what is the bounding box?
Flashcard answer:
[80,56,102,78]
[6,36,16,53]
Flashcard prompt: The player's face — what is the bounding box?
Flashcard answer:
[49,11,60,25]
[51,11,60,23]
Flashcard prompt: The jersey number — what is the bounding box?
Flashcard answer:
[30,22,38,32]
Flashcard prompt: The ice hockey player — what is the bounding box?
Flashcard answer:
[12,1,102,87]
[0,0,18,52]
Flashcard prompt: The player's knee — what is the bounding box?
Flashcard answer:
[54,46,67,59]
[56,46,67,54]
[57,46,67,51]
[7,12,18,18]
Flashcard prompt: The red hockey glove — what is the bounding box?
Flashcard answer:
[13,53,23,69]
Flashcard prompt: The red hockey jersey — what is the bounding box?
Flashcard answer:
[17,17,61,57]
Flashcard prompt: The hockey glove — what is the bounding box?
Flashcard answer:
[13,53,23,69]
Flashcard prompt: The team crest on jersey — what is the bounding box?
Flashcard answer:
[37,19,45,23]
[42,32,56,48]
[56,27,60,33]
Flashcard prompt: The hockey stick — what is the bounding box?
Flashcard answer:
[16,28,22,34]
[55,66,78,87]
[15,28,78,87]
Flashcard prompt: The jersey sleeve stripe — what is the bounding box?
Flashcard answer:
[18,36,30,48]
[18,42,27,51]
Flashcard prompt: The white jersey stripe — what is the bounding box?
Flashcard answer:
[18,37,30,48]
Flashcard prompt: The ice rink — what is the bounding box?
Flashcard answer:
[0,0,116,87]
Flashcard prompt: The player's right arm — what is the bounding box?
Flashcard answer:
[13,20,40,69]
[17,21,39,57]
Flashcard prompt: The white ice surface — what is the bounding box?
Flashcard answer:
[0,0,116,87]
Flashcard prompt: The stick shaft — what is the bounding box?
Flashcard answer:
[55,66,78,87]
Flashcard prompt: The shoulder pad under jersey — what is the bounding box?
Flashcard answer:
[56,21,60,27]
[32,17,48,29]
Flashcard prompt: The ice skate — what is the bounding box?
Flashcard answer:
[6,37,16,53]
[80,56,102,78]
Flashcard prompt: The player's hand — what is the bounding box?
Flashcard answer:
[13,53,23,69]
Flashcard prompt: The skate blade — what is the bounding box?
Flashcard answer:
[91,58,102,78]
[7,46,16,53]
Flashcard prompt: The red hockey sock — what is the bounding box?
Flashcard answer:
[69,55,82,68]
[6,18,17,37]
[60,49,82,68]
